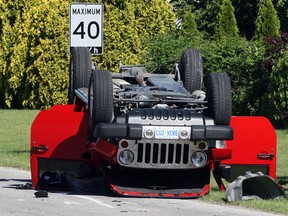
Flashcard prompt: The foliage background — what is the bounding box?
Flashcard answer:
[0,0,287,128]
[0,0,175,109]
[0,0,71,109]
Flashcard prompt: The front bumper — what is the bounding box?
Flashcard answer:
[94,123,233,140]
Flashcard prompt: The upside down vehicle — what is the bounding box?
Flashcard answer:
[30,48,277,198]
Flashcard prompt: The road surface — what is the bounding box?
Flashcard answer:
[0,167,284,216]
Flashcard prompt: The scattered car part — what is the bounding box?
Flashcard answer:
[226,171,285,202]
[34,191,49,198]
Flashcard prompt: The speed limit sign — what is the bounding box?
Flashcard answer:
[69,3,103,54]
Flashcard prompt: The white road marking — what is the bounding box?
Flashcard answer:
[74,195,114,208]
[64,201,84,205]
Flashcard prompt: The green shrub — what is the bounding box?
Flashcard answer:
[257,33,288,128]
[201,37,266,115]
[144,32,205,73]
[264,50,288,128]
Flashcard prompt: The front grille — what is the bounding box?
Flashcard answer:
[118,140,201,169]
[137,143,190,165]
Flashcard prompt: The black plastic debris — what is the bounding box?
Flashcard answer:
[226,171,285,202]
[34,191,49,198]
[16,183,32,189]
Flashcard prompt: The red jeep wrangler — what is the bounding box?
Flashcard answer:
[30,48,276,197]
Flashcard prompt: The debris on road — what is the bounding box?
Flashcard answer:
[226,172,285,202]
[34,191,49,198]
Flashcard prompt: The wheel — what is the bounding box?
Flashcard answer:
[88,70,113,136]
[178,49,203,93]
[68,47,92,104]
[204,72,232,125]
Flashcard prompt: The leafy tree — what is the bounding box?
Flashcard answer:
[215,0,239,39]
[179,11,198,38]
[255,0,280,41]
[172,0,287,40]
[0,0,26,108]
[0,0,71,109]
[171,0,199,19]
[232,0,257,40]
[96,0,176,71]
[275,0,288,32]
[171,0,222,37]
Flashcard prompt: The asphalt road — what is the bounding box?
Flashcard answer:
[0,167,284,216]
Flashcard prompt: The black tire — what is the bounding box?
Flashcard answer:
[68,47,92,104]
[88,70,113,136]
[178,49,203,93]
[204,72,232,126]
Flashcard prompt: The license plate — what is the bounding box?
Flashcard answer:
[155,127,179,139]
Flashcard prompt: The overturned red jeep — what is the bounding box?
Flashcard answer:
[30,48,277,198]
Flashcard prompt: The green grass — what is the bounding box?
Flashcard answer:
[0,110,39,170]
[0,110,287,214]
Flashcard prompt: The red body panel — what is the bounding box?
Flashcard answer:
[30,105,87,188]
[224,116,277,179]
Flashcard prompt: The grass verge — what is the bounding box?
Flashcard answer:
[0,110,39,170]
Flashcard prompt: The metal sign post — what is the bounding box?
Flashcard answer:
[69,3,104,55]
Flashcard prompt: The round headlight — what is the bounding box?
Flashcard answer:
[119,150,134,165]
[191,151,207,167]
[179,129,189,139]
[144,128,154,139]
